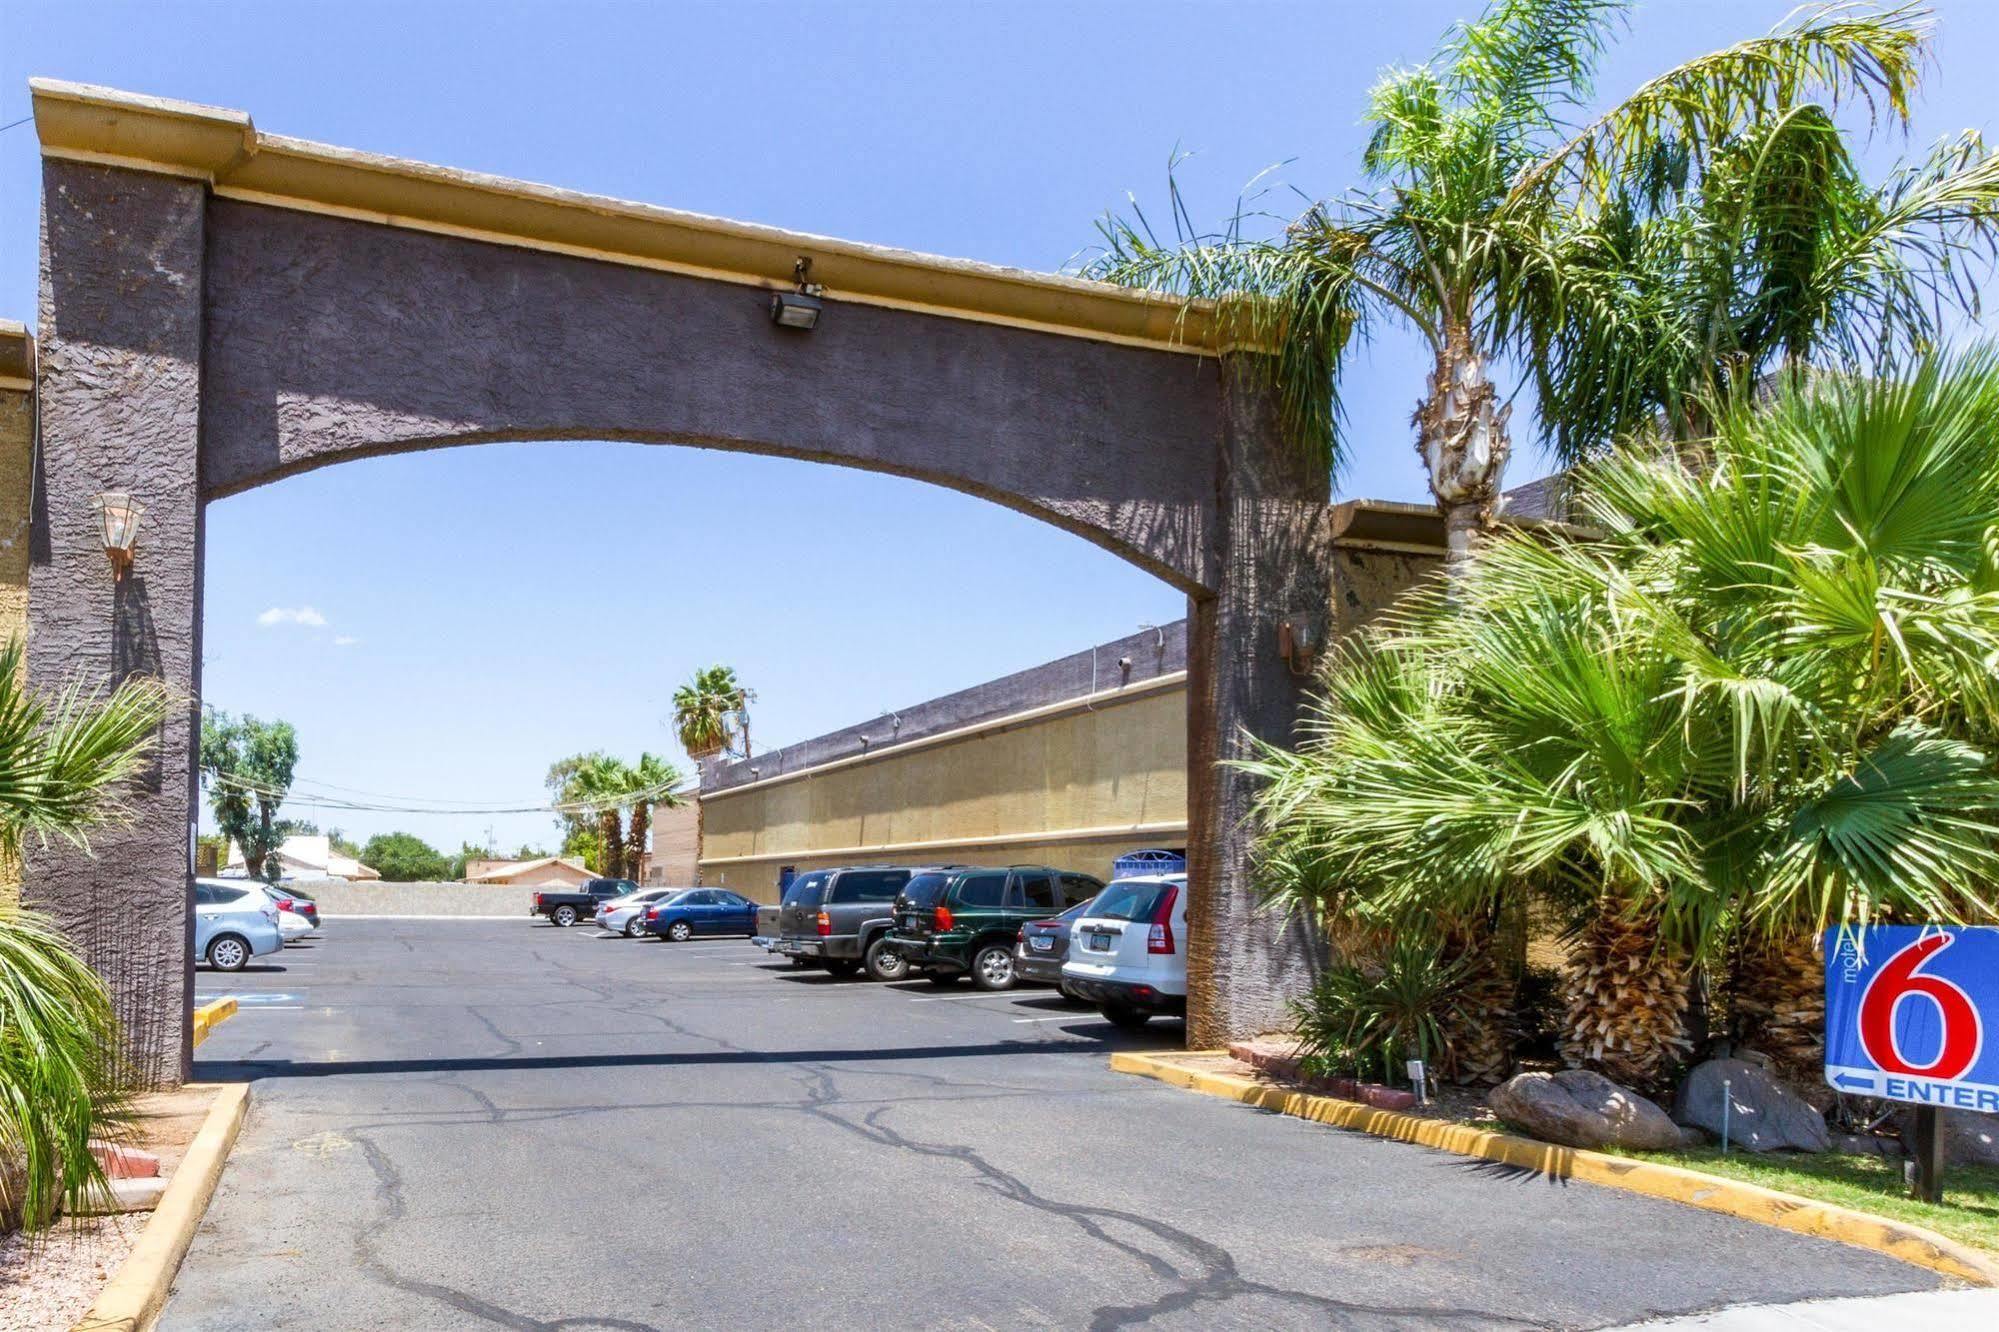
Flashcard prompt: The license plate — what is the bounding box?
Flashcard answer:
[1090,933,1113,951]
[1030,937,1053,952]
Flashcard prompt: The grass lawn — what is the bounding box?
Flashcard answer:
[1608,1143,1999,1255]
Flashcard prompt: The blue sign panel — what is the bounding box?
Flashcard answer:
[1824,926,1999,1114]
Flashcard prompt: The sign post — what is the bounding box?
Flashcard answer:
[1824,925,1999,1204]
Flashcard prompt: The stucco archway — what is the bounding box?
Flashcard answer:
[22,81,1333,1083]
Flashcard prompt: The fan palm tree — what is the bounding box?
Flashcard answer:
[1246,347,1999,1089]
[672,666,751,761]
[621,752,684,883]
[568,754,633,881]
[1086,2,1985,558]
[0,637,170,1228]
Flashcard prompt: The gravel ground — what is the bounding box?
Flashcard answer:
[0,1082,220,1329]
[0,1214,142,1331]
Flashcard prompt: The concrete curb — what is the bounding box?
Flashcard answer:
[190,998,236,1048]
[1112,1050,1999,1287]
[72,1081,250,1332]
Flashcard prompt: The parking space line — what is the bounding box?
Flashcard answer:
[907,992,1034,1003]
[1012,1015,1080,1023]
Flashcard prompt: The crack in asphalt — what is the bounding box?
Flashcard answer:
[792,1066,1547,1332]
[350,1133,664,1331]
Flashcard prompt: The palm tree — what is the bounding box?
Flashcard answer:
[1245,347,1999,1089]
[622,752,684,883]
[0,638,170,1228]
[1087,2,1981,558]
[570,755,633,880]
[672,666,751,761]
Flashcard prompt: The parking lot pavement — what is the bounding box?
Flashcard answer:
[166,921,1938,1331]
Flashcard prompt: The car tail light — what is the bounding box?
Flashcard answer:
[1147,886,1179,955]
[646,906,660,920]
[1029,920,1059,930]
[533,892,543,908]
[935,905,954,931]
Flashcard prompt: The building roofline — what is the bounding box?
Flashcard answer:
[30,79,1223,356]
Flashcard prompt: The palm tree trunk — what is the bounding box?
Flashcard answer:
[1416,323,1513,564]
[598,808,625,880]
[1731,932,1824,1083]
[1438,906,1520,1086]
[1558,902,1692,1093]
[625,801,651,884]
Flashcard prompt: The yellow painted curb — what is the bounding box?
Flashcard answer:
[1113,1050,1999,1287]
[72,1082,250,1332]
[190,998,237,1049]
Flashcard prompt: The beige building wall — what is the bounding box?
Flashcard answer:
[649,797,701,886]
[699,681,1186,901]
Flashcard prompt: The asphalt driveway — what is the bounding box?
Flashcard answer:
[166,919,1938,1330]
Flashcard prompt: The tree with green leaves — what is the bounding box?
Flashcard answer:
[1088,2,1995,558]
[672,666,751,760]
[1245,348,1999,1089]
[360,830,452,883]
[199,711,299,883]
[0,637,170,1228]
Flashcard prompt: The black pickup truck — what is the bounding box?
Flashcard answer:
[529,878,638,927]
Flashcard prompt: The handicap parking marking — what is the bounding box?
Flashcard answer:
[198,991,305,1006]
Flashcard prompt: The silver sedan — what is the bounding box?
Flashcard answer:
[597,889,677,938]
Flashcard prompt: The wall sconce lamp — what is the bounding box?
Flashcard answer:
[90,491,145,582]
[769,256,823,330]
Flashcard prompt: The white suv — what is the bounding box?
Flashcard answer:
[1060,874,1188,1028]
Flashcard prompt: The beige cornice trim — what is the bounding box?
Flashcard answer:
[699,670,1187,801]
[698,821,1190,868]
[0,320,33,389]
[31,79,1222,355]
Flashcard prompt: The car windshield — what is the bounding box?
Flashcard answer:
[899,873,949,908]
[1055,897,1099,923]
[665,890,701,905]
[1088,880,1175,923]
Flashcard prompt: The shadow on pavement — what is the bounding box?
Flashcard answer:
[196,1032,1184,1081]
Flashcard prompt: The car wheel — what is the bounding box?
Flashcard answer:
[823,959,861,978]
[863,937,909,983]
[926,971,959,987]
[788,957,814,968]
[552,905,578,928]
[971,944,1016,991]
[1100,1003,1151,1030]
[207,934,250,972]
[624,917,647,939]
[667,921,693,942]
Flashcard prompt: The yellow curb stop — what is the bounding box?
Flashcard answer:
[1111,1050,1999,1288]
[72,1082,250,1332]
[190,998,237,1049]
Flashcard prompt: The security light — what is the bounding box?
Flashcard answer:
[90,491,145,581]
[770,255,823,330]
[769,289,821,330]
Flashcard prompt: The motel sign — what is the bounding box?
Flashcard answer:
[1824,926,1999,1115]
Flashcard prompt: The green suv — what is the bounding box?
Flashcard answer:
[886,866,1103,990]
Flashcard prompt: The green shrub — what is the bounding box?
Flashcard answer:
[1290,933,1475,1086]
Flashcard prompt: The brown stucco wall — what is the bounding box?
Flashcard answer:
[27,133,1335,1068]
[27,161,208,1084]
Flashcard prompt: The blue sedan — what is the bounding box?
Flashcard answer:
[645,889,758,942]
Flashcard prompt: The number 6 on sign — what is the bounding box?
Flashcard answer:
[1825,925,1999,1112]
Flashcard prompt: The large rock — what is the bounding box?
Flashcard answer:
[1673,1058,1828,1153]
[1897,1109,1999,1168]
[1489,1070,1684,1150]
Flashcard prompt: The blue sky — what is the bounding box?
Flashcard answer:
[4,1,1995,855]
